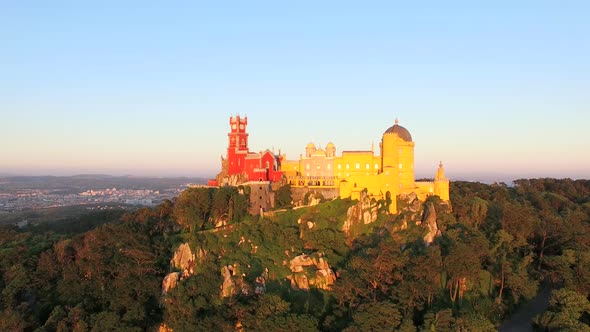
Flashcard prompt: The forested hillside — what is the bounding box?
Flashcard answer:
[1,179,588,331]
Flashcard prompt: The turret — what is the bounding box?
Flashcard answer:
[326,142,336,158]
[305,143,316,158]
[434,161,450,201]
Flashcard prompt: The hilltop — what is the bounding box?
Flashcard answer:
[0,178,589,331]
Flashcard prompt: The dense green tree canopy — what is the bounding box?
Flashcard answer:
[1,178,589,331]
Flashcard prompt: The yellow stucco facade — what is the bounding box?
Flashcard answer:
[283,119,450,213]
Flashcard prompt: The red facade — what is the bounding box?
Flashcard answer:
[226,115,283,182]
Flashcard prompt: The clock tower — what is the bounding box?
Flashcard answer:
[227,115,249,175]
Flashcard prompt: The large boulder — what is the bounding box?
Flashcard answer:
[159,323,173,332]
[422,203,440,245]
[162,272,180,296]
[221,265,236,298]
[289,254,315,273]
[342,191,378,237]
[170,243,196,278]
[287,253,336,291]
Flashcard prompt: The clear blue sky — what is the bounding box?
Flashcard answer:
[1,1,589,181]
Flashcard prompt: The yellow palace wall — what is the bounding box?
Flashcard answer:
[280,120,449,213]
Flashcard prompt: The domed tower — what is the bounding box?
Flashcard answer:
[434,161,450,201]
[380,118,416,191]
[305,143,316,158]
[326,142,336,158]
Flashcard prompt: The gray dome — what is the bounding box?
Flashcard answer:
[384,124,412,142]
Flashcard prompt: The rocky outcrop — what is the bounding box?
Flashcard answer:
[342,191,378,237]
[422,203,440,245]
[162,272,180,296]
[159,323,173,332]
[214,215,228,228]
[219,173,249,187]
[221,265,236,298]
[162,243,207,299]
[405,192,421,213]
[287,253,336,290]
[170,243,196,278]
[220,263,253,298]
[254,268,269,295]
[309,195,322,206]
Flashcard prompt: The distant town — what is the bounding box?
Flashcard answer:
[0,175,207,215]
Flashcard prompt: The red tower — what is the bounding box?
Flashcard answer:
[227,115,249,176]
[212,114,284,184]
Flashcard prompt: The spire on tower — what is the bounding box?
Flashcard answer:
[435,161,446,181]
[395,117,399,125]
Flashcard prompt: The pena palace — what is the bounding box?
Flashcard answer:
[209,115,449,214]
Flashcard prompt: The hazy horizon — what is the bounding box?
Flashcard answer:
[0,169,587,185]
[2,2,589,181]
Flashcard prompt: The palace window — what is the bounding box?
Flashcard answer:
[346,164,350,169]
[306,164,310,170]
[327,164,331,170]
[355,163,360,169]
[338,164,341,170]
[365,163,370,169]
[375,164,379,169]
[399,163,403,169]
[316,164,321,170]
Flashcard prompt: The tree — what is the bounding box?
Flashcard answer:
[535,289,590,331]
[344,301,402,331]
[441,227,489,304]
[276,184,293,208]
[422,309,454,332]
[174,187,212,232]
